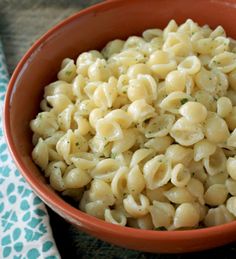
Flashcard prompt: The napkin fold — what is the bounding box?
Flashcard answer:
[0,39,60,259]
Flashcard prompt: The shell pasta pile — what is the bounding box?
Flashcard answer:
[31,19,236,230]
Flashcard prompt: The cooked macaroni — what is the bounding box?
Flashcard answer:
[31,19,236,230]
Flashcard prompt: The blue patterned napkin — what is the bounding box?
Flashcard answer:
[0,40,60,259]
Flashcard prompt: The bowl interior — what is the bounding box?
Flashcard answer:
[4,0,236,253]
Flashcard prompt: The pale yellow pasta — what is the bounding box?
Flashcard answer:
[44,80,74,100]
[226,157,236,180]
[76,50,103,77]
[90,159,119,182]
[123,194,150,218]
[76,99,96,116]
[92,77,118,108]
[44,131,64,147]
[216,97,232,119]
[187,178,204,205]
[193,203,208,222]
[143,155,171,189]
[177,56,201,75]
[159,91,192,114]
[225,106,236,130]
[149,201,175,228]
[127,63,152,79]
[72,74,87,99]
[128,214,154,230]
[226,197,236,217]
[226,89,236,106]
[31,20,236,230]
[204,114,230,144]
[211,36,230,55]
[144,114,175,138]
[171,163,191,187]
[56,129,88,164]
[88,58,111,82]
[204,184,228,206]
[57,105,75,131]
[111,167,128,199]
[57,58,77,83]
[227,129,236,147]
[163,19,178,40]
[228,69,236,90]
[32,138,49,170]
[130,149,154,168]
[203,147,226,176]
[104,209,127,226]
[127,165,145,195]
[114,151,133,167]
[104,109,132,129]
[145,183,173,203]
[102,39,125,59]
[194,90,216,112]
[188,160,208,183]
[225,178,236,196]
[127,99,155,123]
[193,139,216,162]
[63,168,91,189]
[209,52,236,73]
[179,102,207,123]
[73,114,91,135]
[163,32,192,57]
[204,205,234,227]
[177,19,199,36]
[165,70,186,93]
[96,118,123,142]
[173,203,200,228]
[193,38,213,55]
[142,28,163,41]
[89,108,107,129]
[84,200,108,220]
[30,111,59,138]
[88,179,115,206]
[165,144,193,167]
[147,50,177,79]
[47,94,72,114]
[45,161,67,191]
[112,128,136,153]
[70,152,98,170]
[170,117,204,146]
[144,136,173,153]
[210,26,226,39]
[127,74,157,103]
[205,171,228,189]
[164,187,195,204]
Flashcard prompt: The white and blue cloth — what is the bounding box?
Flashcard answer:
[0,39,60,259]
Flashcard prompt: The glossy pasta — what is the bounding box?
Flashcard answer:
[31,19,236,230]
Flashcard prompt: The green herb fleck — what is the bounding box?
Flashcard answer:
[209,77,212,80]
[66,71,72,76]
[75,142,80,147]
[111,153,117,159]
[180,98,189,105]
[154,226,167,231]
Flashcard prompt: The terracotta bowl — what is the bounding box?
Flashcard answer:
[4,0,236,253]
